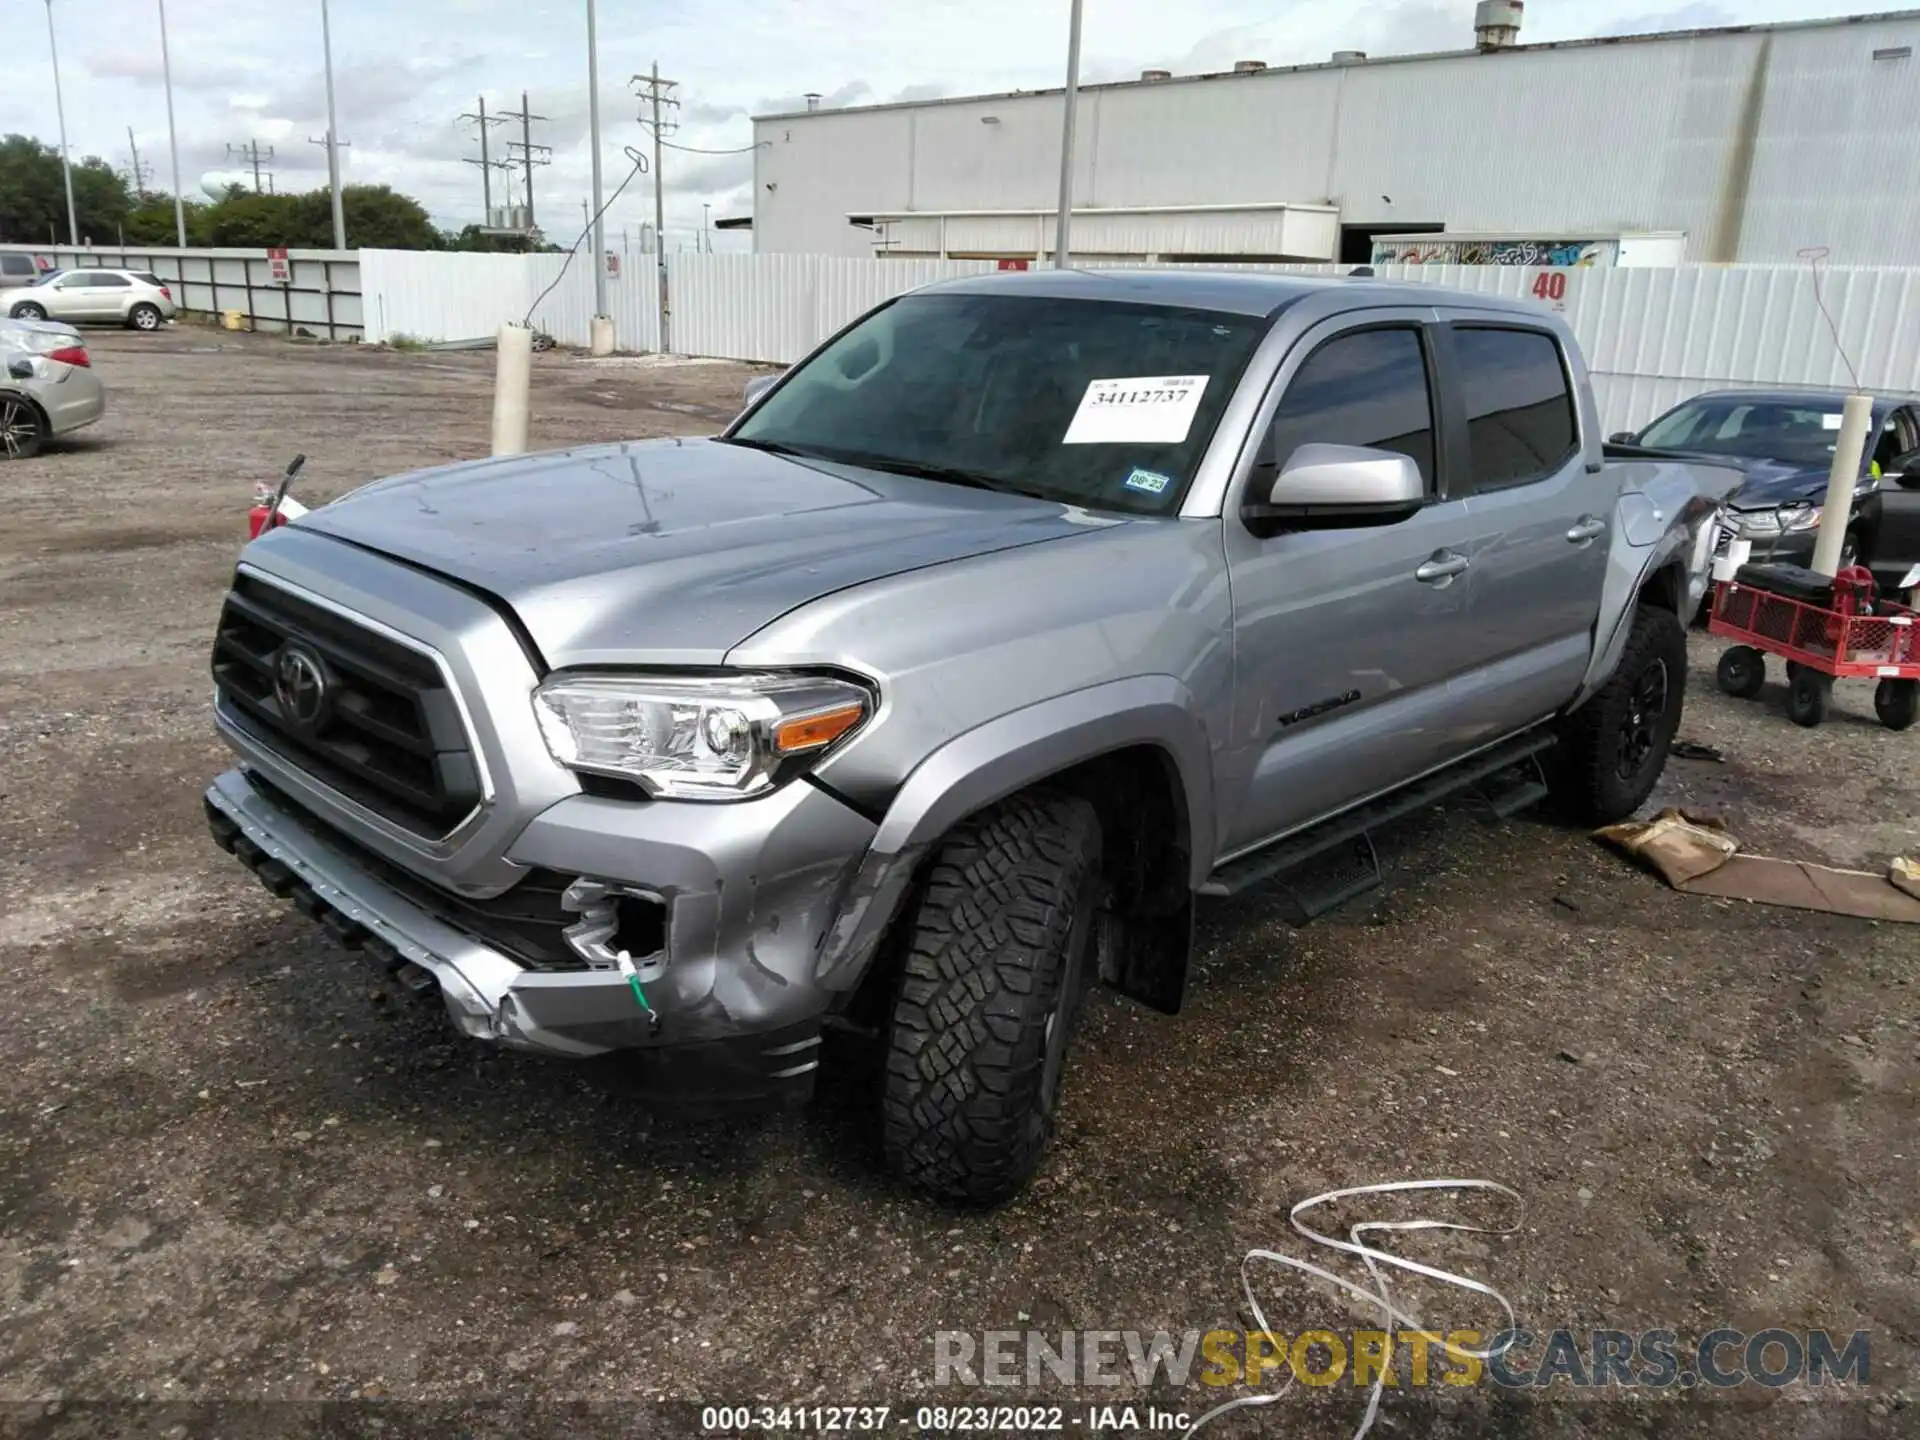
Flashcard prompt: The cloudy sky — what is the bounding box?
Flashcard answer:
[3,0,1868,249]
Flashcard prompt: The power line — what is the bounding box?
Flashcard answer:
[226,139,275,193]
[458,95,512,224]
[497,91,552,234]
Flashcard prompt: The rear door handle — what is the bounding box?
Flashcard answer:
[1415,551,1471,585]
[1567,516,1608,544]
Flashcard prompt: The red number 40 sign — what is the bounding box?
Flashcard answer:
[1531,271,1569,302]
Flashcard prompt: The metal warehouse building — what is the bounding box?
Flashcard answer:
[748,7,1920,267]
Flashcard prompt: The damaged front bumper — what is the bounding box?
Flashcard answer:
[204,766,878,1103]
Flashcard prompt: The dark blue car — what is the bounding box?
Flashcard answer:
[1615,388,1920,592]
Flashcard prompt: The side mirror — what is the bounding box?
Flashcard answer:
[6,359,32,380]
[742,373,781,409]
[1246,443,1425,529]
[1609,431,1638,445]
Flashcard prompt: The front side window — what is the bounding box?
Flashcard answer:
[1454,327,1579,490]
[1639,397,1851,468]
[728,292,1269,514]
[1261,327,1436,488]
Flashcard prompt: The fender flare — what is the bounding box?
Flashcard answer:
[1573,522,1693,710]
[812,675,1215,989]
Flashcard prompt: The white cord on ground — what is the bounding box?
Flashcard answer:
[1188,1178,1524,1439]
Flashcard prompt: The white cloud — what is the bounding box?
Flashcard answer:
[4,0,1877,243]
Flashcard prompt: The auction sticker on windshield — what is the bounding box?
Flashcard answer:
[1063,375,1208,445]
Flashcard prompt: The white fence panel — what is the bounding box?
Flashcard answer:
[358,249,659,351]
[667,254,995,364]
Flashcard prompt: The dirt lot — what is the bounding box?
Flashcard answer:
[1,329,1915,1438]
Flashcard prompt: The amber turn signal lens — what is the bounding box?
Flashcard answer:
[774,702,866,754]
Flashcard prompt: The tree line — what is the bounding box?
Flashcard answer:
[0,134,545,252]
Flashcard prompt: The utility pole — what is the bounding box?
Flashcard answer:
[126,128,153,198]
[1054,0,1085,269]
[158,0,187,245]
[585,0,607,319]
[227,140,276,193]
[44,0,80,246]
[500,92,552,234]
[633,63,679,349]
[319,0,347,249]
[702,202,712,253]
[458,96,509,222]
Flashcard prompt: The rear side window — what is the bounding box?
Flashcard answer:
[135,272,164,287]
[1262,327,1436,488]
[90,273,133,288]
[1454,327,1578,490]
[0,254,34,277]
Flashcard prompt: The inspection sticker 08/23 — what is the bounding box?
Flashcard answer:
[1123,468,1173,495]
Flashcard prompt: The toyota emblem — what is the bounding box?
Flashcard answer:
[273,644,331,729]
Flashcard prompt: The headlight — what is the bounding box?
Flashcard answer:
[1724,504,1820,538]
[532,672,871,800]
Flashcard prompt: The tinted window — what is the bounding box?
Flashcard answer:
[135,272,165,287]
[1455,328,1578,489]
[1263,327,1435,487]
[731,292,1269,515]
[90,273,133,288]
[0,255,34,276]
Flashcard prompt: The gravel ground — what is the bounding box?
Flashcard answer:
[1,329,1915,1438]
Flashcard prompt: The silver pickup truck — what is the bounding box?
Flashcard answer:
[204,270,1736,1203]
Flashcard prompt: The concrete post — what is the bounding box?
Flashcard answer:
[1809,393,1873,577]
[492,323,533,456]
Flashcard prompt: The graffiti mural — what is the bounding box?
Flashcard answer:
[1371,238,1607,267]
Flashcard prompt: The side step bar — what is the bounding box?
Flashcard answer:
[1201,728,1558,909]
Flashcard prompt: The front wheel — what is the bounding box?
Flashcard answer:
[128,303,163,331]
[1557,603,1688,824]
[1875,679,1918,732]
[881,790,1102,1206]
[9,301,47,322]
[0,394,46,460]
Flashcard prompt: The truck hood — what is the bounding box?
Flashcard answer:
[297,438,1106,667]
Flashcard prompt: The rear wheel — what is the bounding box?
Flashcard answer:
[1875,679,1918,732]
[128,302,163,331]
[1557,603,1687,824]
[1715,645,1766,699]
[9,301,47,322]
[1788,669,1832,728]
[881,789,1102,1206]
[0,394,45,460]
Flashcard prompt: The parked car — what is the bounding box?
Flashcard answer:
[0,316,104,459]
[0,251,48,290]
[203,270,1738,1203]
[1612,388,1920,595]
[6,267,177,331]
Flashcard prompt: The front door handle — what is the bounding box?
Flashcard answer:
[1415,551,1471,585]
[1567,515,1608,544]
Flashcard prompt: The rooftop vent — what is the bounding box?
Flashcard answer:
[1232,59,1267,73]
[1474,0,1523,49]
[1331,50,1368,64]
[1140,68,1172,81]
[804,92,822,111]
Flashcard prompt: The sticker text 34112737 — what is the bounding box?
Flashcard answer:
[1063,376,1209,446]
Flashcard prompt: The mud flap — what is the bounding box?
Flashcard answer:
[1107,894,1192,1015]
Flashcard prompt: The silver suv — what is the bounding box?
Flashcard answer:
[203,271,1737,1203]
[7,267,177,330]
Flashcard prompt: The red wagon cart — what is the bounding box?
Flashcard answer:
[1709,562,1920,729]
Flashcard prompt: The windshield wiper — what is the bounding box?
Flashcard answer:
[719,435,818,461]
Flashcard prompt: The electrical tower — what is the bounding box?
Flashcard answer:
[227,139,276,192]
[458,96,512,226]
[632,64,680,348]
[125,127,153,198]
[497,92,552,234]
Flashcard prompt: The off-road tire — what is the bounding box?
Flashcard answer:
[1874,678,1918,732]
[880,790,1101,1206]
[1788,669,1831,728]
[1557,603,1688,824]
[1715,645,1766,699]
[128,303,163,331]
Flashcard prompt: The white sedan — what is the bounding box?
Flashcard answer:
[6,268,178,331]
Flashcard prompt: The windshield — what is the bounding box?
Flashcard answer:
[727,291,1269,514]
[1638,397,1856,466]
